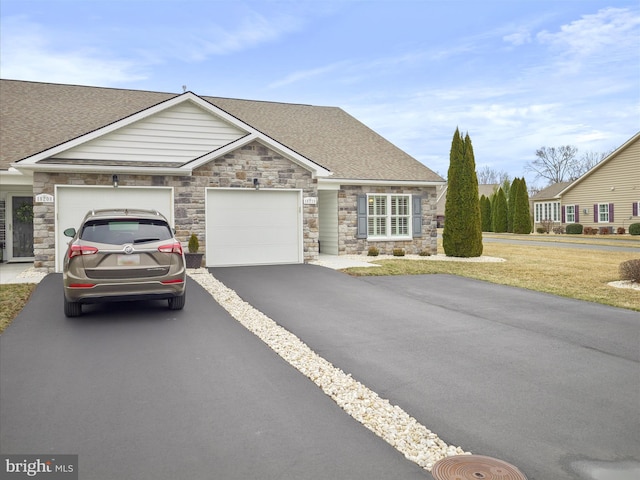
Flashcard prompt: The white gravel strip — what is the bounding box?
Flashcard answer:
[310,254,506,270]
[188,268,469,471]
[608,280,640,291]
[16,267,48,283]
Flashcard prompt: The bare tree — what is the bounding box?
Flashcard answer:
[477,166,510,185]
[525,146,579,184]
[572,150,610,178]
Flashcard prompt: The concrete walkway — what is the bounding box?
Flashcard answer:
[0,263,46,284]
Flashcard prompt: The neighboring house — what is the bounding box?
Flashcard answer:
[435,183,498,227]
[530,182,571,227]
[0,79,445,271]
[531,131,640,232]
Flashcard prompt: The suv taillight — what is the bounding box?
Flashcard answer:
[158,242,183,255]
[68,244,98,259]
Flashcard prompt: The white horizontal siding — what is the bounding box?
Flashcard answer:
[562,138,640,227]
[318,190,339,254]
[55,102,246,163]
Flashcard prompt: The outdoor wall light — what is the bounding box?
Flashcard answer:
[253,178,260,190]
[112,174,119,188]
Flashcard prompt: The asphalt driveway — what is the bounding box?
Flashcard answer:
[213,265,640,480]
[0,274,427,479]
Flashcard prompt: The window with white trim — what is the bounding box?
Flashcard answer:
[534,201,561,223]
[598,203,609,223]
[367,194,411,239]
[565,205,575,223]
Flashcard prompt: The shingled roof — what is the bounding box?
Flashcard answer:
[1,79,443,183]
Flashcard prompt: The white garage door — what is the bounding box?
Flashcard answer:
[55,186,173,272]
[206,189,302,267]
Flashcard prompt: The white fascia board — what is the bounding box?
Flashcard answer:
[16,92,256,166]
[11,162,192,176]
[17,93,200,165]
[187,134,332,178]
[557,131,640,197]
[0,167,34,185]
[319,178,446,188]
[15,90,332,178]
[435,184,448,203]
[253,139,332,178]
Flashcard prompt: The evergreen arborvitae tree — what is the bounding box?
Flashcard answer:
[480,195,493,232]
[492,187,508,233]
[513,177,532,234]
[507,178,518,233]
[443,129,483,257]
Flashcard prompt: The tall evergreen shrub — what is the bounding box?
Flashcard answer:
[492,188,508,233]
[480,195,493,232]
[507,178,518,233]
[512,177,532,234]
[443,129,483,257]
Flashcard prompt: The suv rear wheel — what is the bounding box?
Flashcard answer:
[64,297,82,317]
[168,293,186,310]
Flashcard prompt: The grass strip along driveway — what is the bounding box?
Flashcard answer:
[346,240,639,312]
[1,236,638,335]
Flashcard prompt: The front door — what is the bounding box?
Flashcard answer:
[8,196,34,261]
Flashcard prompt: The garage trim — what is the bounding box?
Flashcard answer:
[205,188,303,267]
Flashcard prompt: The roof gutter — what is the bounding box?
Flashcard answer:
[10,163,193,176]
[319,177,446,188]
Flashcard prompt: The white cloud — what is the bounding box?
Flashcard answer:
[503,30,532,46]
[537,7,640,58]
[0,16,147,85]
[269,61,350,88]
[268,50,427,90]
[184,11,303,60]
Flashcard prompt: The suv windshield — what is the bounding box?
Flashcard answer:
[80,219,173,245]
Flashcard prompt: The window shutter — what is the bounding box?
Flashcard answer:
[575,205,579,223]
[609,203,614,223]
[412,196,422,237]
[561,206,566,223]
[593,204,598,223]
[356,195,367,239]
[633,202,638,216]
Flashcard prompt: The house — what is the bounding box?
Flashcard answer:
[530,182,571,227]
[0,79,445,271]
[531,131,640,233]
[435,183,499,227]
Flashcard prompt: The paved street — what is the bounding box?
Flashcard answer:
[481,235,640,252]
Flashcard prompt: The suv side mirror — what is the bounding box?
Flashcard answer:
[63,228,76,238]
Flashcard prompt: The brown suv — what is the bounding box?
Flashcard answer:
[63,209,186,317]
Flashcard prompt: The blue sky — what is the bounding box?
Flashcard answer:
[1,0,638,187]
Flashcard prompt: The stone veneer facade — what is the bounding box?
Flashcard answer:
[31,141,438,271]
[32,142,318,271]
[337,185,438,256]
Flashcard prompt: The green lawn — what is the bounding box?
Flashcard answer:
[1,236,638,334]
[345,237,640,312]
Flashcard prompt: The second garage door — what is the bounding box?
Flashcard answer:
[206,189,302,267]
